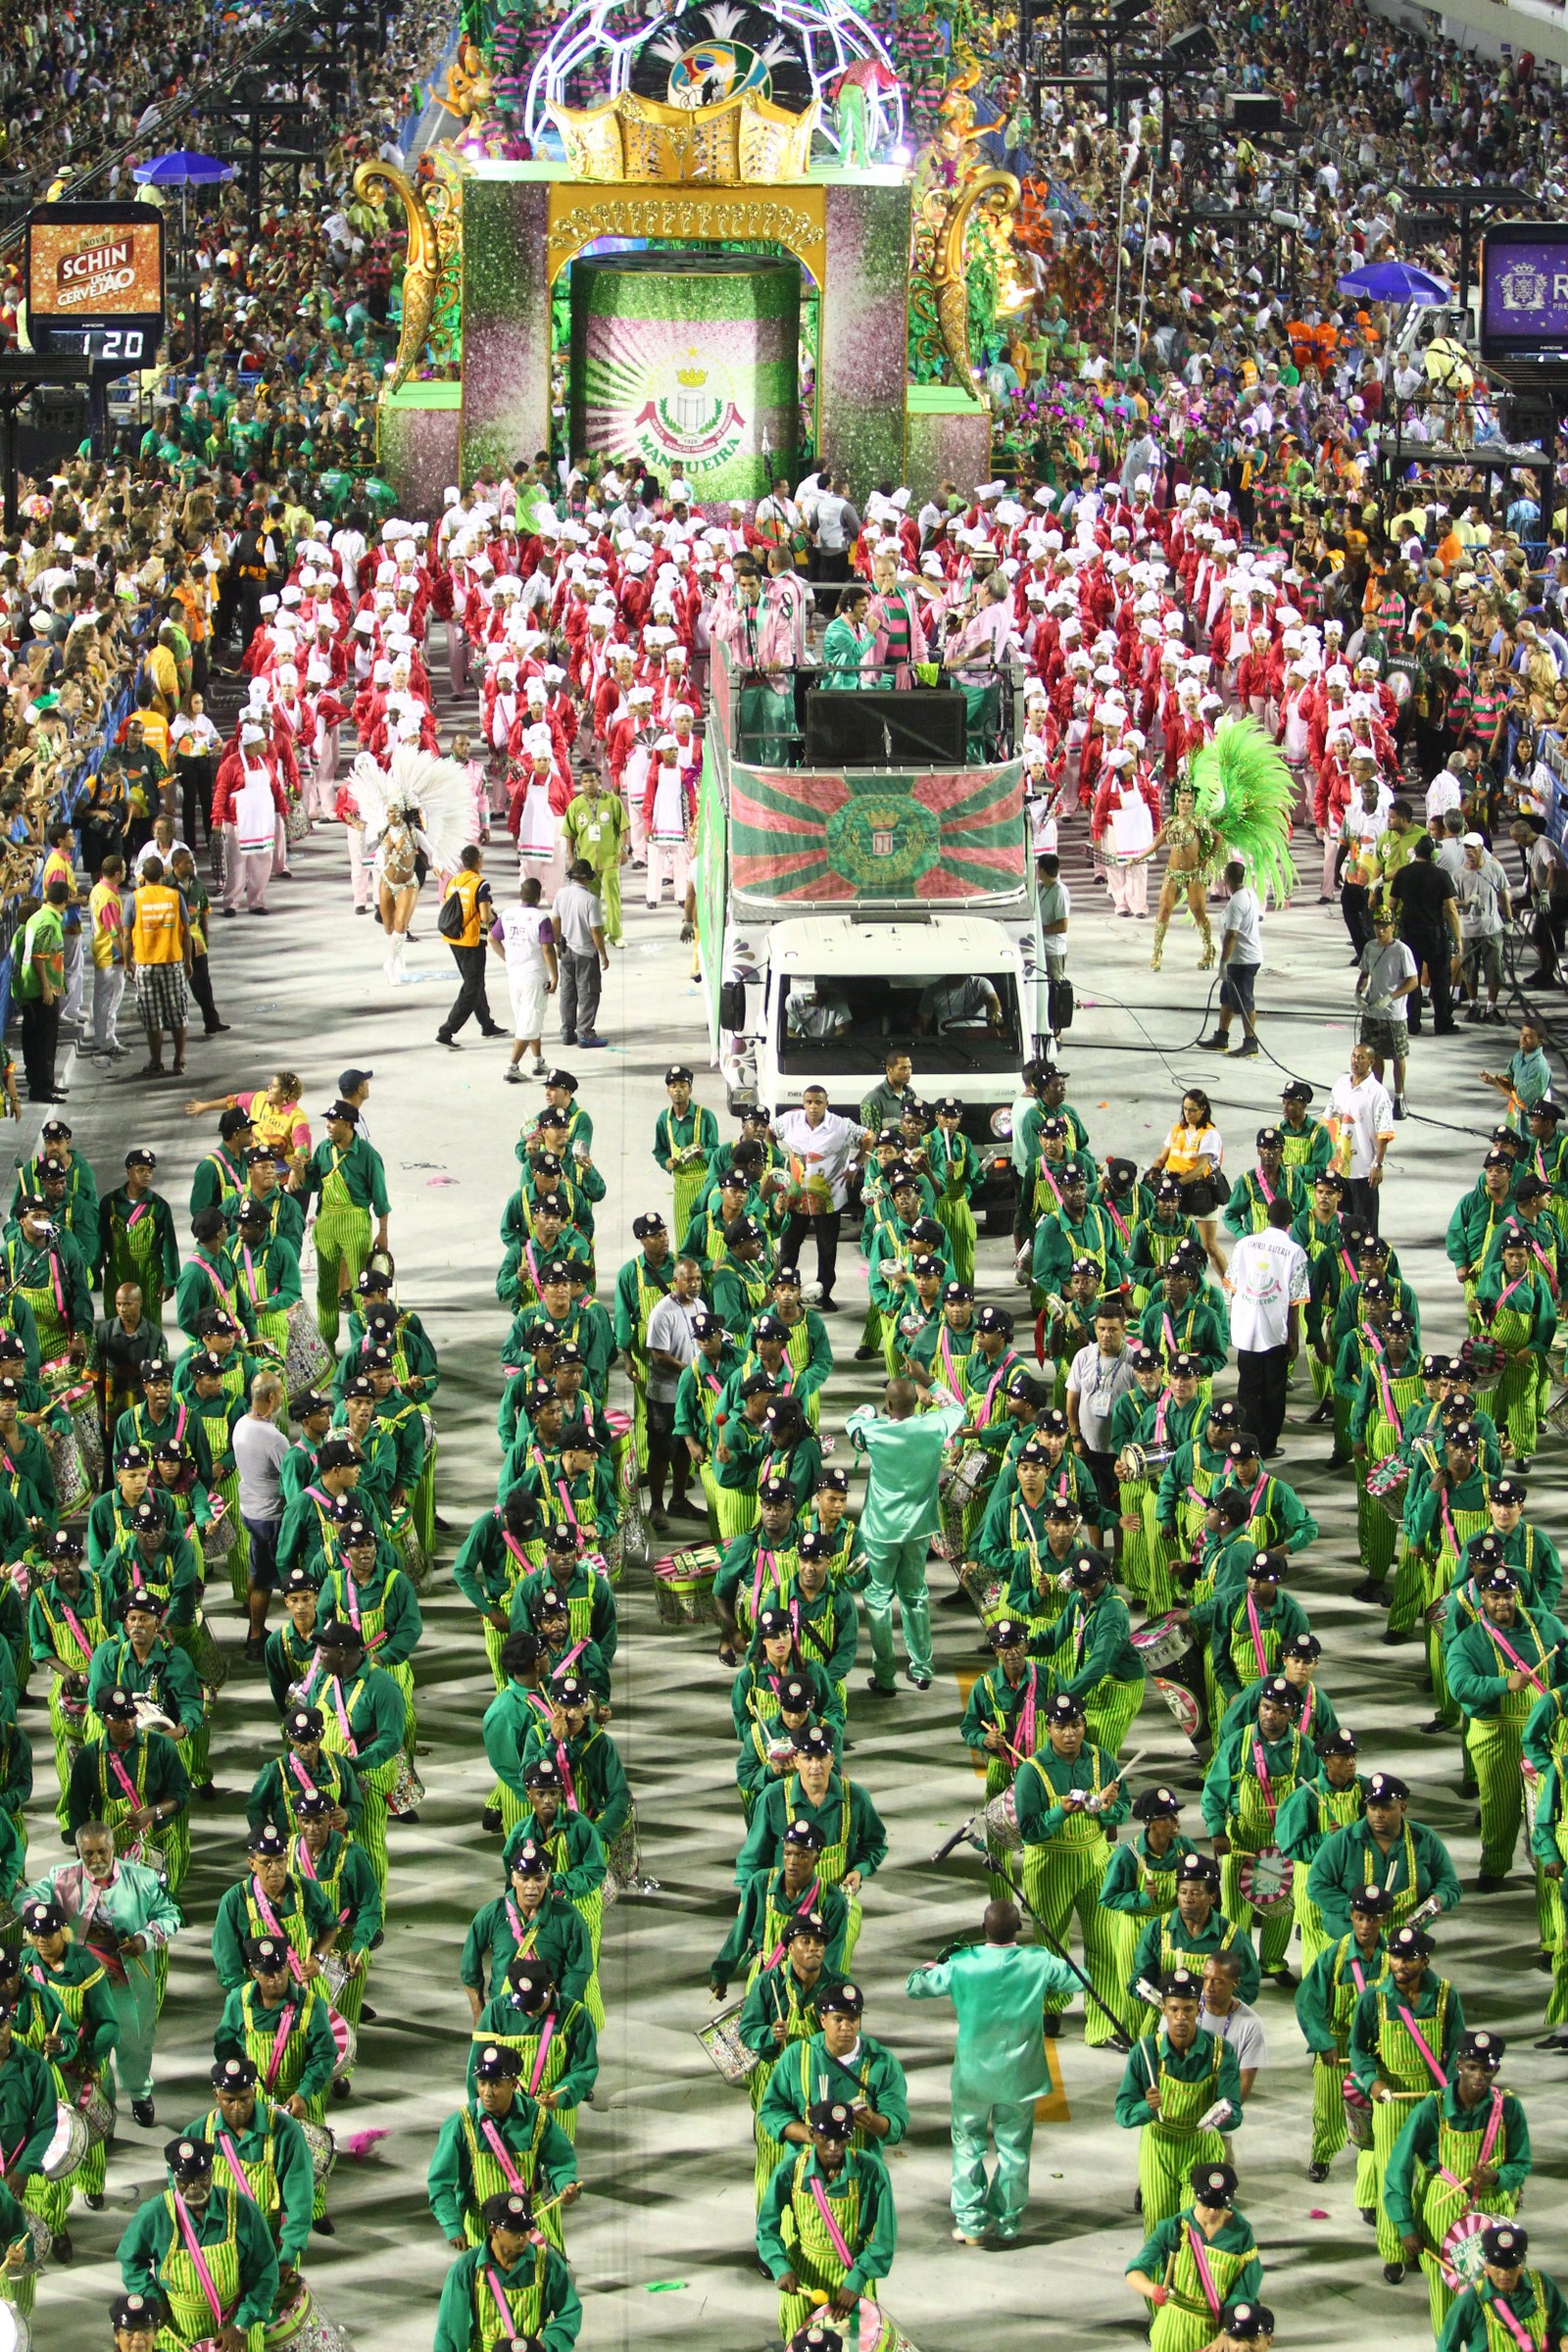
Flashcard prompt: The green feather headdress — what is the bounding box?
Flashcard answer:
[1188,717,1298,906]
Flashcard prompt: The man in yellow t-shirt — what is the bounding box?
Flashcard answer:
[436,845,503,1050]
[87,855,127,1060]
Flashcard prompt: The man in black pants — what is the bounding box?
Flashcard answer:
[1225,1196,1309,1460]
[1391,834,1461,1036]
[773,1087,868,1311]
[436,846,504,1050]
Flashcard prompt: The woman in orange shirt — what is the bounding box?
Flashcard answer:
[1148,1087,1228,1278]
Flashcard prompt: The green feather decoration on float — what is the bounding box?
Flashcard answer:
[1187,716,1298,906]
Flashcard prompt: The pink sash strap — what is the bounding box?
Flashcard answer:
[480,2115,528,2193]
[1489,1622,1551,1697]
[264,1999,299,2091]
[527,2017,557,2097]
[216,2129,256,2202]
[1185,2224,1225,2319]
[325,1675,358,1756]
[763,1878,823,1972]
[172,2192,227,2323]
[1396,2002,1449,2088]
[1249,1737,1280,1827]
[252,1881,306,1983]
[808,2173,858,2272]
[108,1751,144,1812]
[486,2264,525,2332]
[1436,2085,1505,2193]
[1245,1595,1269,1680]
[1490,2293,1540,2352]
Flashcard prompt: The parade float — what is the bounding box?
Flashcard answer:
[370,0,1045,507]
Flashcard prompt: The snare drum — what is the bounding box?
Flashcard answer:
[202,1494,236,1565]
[387,1753,425,1816]
[0,2303,30,2352]
[607,1407,636,1503]
[9,2212,48,2278]
[298,2117,337,2183]
[1365,1457,1409,1506]
[1131,1612,1193,1674]
[265,2278,356,2352]
[41,2101,88,2180]
[183,1608,229,1693]
[980,1787,1022,1851]
[1238,1845,1293,1913]
[940,1446,988,1513]
[856,2299,923,2352]
[1342,2077,1374,2149]
[284,1304,333,1396]
[653,1547,720,1626]
[602,1808,639,1905]
[47,1425,87,1520]
[695,2001,760,2085]
[318,1949,352,2006]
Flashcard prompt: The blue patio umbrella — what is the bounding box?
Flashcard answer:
[131,151,235,186]
[1336,259,1451,305]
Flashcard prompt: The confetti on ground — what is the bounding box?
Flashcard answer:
[645,2281,688,2291]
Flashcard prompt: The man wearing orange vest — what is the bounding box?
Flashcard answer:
[122,857,192,1080]
[436,844,504,1052]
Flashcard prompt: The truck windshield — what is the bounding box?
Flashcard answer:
[777,972,1022,1075]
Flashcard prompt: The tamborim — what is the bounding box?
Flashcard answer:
[695,2000,760,2085]
[980,1787,1022,1852]
[41,2101,88,2180]
[1238,1846,1293,1912]
[1365,1457,1409,1503]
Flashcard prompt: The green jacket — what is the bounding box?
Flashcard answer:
[758,2146,897,2292]
[1305,1815,1462,1942]
[1384,2083,1532,2236]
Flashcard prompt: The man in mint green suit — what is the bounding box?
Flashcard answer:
[846,1380,964,1695]
[906,1897,1080,2242]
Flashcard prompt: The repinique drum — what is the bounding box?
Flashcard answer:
[695,2001,759,2085]
[298,2117,337,2183]
[653,1548,720,1626]
[1238,1846,1293,1912]
[1119,1443,1176,1481]
[75,2076,114,2146]
[40,2102,88,2180]
[981,1788,1022,1851]
[1343,2077,1374,2149]
[1131,1613,1192,1674]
